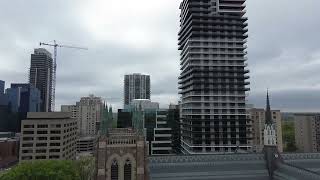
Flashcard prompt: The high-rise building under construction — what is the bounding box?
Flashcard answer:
[178,0,251,154]
[29,48,54,112]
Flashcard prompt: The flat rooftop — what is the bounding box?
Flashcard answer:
[26,112,72,119]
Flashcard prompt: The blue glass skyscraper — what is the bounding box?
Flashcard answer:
[6,83,41,113]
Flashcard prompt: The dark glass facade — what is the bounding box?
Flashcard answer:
[29,48,53,112]
[178,0,251,153]
[124,73,150,107]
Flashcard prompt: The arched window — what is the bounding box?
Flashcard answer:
[124,159,132,180]
[111,159,119,180]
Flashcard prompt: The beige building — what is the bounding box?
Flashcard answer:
[249,108,283,152]
[61,95,103,136]
[294,113,320,153]
[96,128,149,180]
[19,112,77,161]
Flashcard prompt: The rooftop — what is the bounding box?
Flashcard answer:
[26,112,72,119]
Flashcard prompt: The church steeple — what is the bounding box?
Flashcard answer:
[265,90,273,125]
[264,90,277,147]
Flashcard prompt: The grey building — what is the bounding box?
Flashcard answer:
[178,0,251,154]
[19,112,77,161]
[29,48,54,112]
[61,95,103,136]
[0,80,4,95]
[0,80,7,106]
[124,73,150,107]
[294,113,320,153]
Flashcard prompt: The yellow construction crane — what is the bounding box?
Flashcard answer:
[40,40,88,111]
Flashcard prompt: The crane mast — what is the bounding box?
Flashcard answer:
[39,40,88,111]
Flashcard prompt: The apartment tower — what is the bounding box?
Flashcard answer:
[294,113,320,153]
[178,0,250,153]
[61,95,103,136]
[29,48,54,112]
[124,73,150,107]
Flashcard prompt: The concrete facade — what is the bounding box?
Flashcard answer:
[249,108,283,152]
[96,128,149,180]
[77,136,97,155]
[61,95,103,136]
[19,112,77,161]
[294,113,320,153]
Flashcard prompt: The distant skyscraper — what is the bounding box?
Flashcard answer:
[0,80,4,94]
[6,83,41,113]
[0,80,7,106]
[178,0,250,153]
[124,73,150,107]
[61,95,103,135]
[29,48,53,112]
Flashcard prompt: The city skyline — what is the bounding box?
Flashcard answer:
[1,0,320,112]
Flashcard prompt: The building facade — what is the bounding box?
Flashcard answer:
[77,136,97,155]
[19,112,77,161]
[29,48,54,112]
[250,108,283,152]
[178,0,251,154]
[96,128,149,180]
[124,73,150,107]
[151,110,173,155]
[0,80,7,106]
[0,137,19,169]
[129,99,159,111]
[6,83,41,113]
[294,113,320,153]
[61,95,103,136]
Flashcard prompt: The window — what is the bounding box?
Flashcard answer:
[23,137,34,141]
[50,136,61,140]
[37,137,47,141]
[124,159,132,180]
[36,143,47,147]
[50,130,61,134]
[37,124,48,128]
[111,159,119,180]
[37,131,48,134]
[36,149,47,153]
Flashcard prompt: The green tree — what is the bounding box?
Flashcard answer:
[0,160,81,180]
[282,121,297,152]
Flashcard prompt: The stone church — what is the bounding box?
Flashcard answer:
[96,128,149,180]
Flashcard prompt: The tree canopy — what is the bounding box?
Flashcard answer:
[0,158,95,180]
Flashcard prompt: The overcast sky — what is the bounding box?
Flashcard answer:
[0,0,320,112]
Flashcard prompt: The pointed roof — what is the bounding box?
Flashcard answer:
[265,90,273,125]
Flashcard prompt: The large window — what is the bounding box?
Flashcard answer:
[111,159,118,180]
[124,159,132,180]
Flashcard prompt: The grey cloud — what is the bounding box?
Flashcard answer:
[1,0,320,112]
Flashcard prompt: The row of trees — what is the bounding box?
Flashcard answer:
[0,157,95,180]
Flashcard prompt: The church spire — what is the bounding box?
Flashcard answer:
[265,90,273,125]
